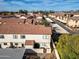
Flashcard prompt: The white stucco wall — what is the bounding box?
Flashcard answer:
[0,34,51,42]
[1,43,10,48]
[0,34,51,48]
[0,42,22,48]
[25,45,33,48]
[0,34,25,43]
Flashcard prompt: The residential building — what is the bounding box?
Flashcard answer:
[49,12,68,23]
[67,17,79,28]
[73,13,79,17]
[49,12,79,29]
[0,18,25,24]
[0,24,52,53]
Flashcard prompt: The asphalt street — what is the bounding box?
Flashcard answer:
[47,17,79,34]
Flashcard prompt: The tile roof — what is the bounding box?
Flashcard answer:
[69,17,79,21]
[73,13,79,15]
[0,18,25,24]
[0,15,17,18]
[0,24,52,35]
[53,12,65,16]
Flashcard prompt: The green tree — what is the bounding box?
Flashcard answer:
[41,17,50,26]
[56,34,79,59]
[19,10,28,14]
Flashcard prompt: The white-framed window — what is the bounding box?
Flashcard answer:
[43,35,49,39]
[20,35,26,39]
[13,35,18,39]
[0,35,4,39]
[42,43,46,46]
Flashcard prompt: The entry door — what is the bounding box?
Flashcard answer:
[0,44,1,48]
[10,42,14,48]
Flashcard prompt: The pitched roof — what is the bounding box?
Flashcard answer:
[69,17,79,21]
[0,18,24,24]
[0,15,17,18]
[0,24,52,35]
[73,13,79,15]
[53,12,65,16]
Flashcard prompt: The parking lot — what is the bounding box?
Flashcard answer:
[0,48,25,59]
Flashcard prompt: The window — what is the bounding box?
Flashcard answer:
[15,43,18,45]
[4,43,7,45]
[13,35,18,39]
[42,43,46,46]
[20,35,26,39]
[0,35,4,39]
[43,35,48,39]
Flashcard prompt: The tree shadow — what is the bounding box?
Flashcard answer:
[52,32,61,42]
[22,49,40,59]
[50,30,61,49]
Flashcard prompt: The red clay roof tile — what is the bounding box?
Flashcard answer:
[0,24,52,35]
[25,40,35,45]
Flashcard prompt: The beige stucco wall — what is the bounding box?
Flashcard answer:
[74,15,79,17]
[67,19,76,27]
[48,14,56,18]
[32,48,51,53]
[31,49,44,53]
[46,49,51,53]
[40,42,50,48]
[76,21,79,27]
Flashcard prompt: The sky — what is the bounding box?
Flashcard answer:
[0,0,79,11]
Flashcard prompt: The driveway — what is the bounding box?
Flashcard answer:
[0,48,25,59]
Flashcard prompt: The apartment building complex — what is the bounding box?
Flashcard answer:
[49,12,79,29]
[0,13,52,53]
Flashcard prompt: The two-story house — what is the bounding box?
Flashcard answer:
[0,24,52,53]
